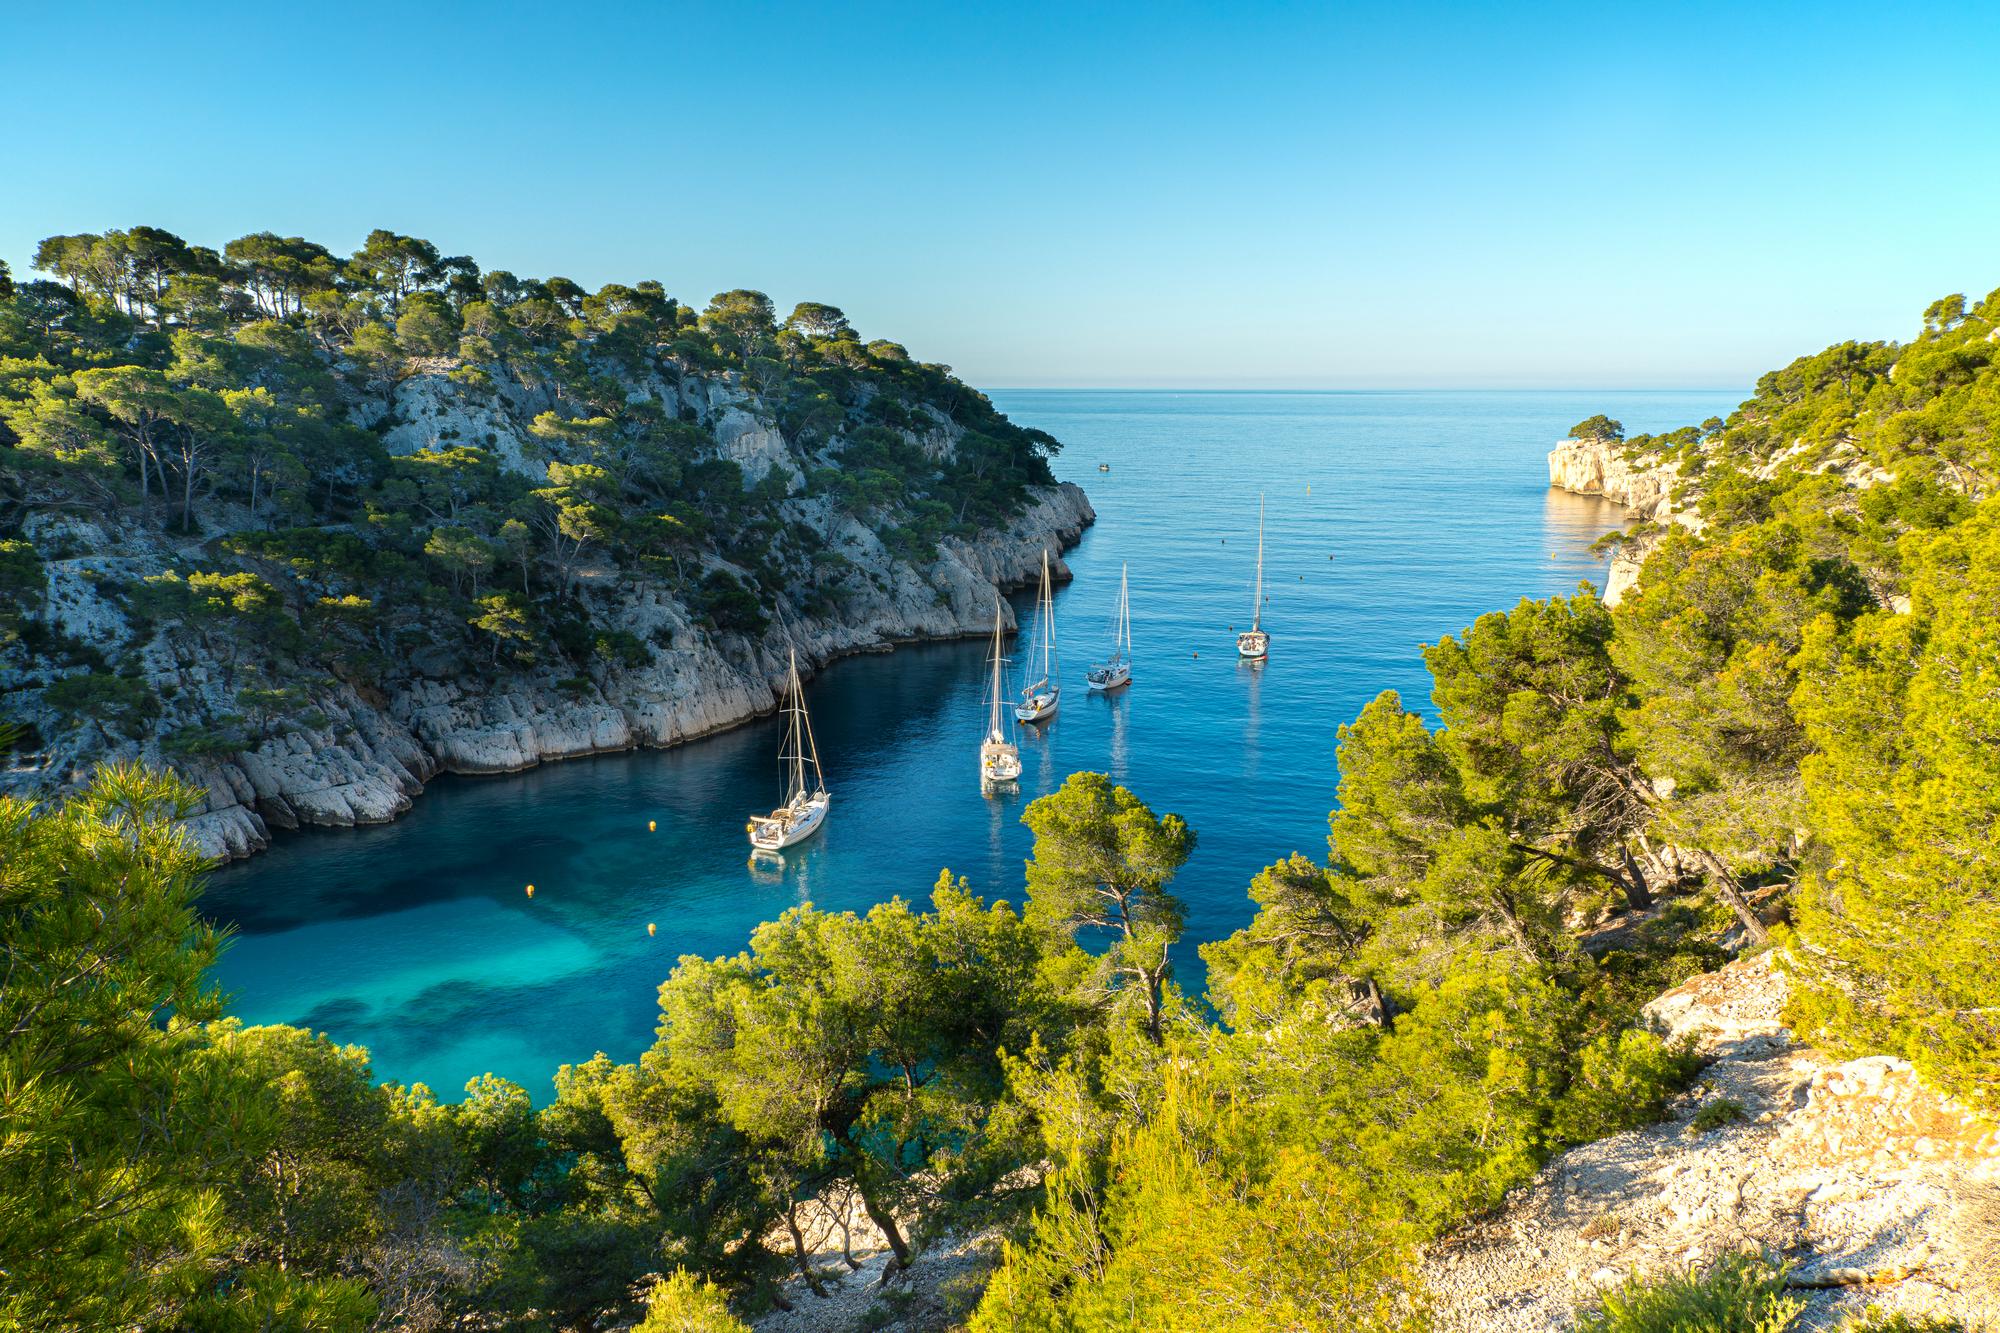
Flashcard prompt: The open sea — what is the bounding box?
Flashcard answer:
[203,389,1741,1099]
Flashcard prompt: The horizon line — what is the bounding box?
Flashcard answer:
[982,384,1748,394]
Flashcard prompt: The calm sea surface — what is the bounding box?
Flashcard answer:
[204,390,1740,1098]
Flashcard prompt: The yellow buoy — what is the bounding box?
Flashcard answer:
[648,820,657,832]
[525,884,535,898]
[647,922,657,937]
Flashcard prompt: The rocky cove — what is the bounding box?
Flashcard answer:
[183,479,1089,861]
[2,347,1093,861]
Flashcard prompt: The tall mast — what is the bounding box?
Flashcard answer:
[800,673,824,793]
[1252,493,1265,631]
[787,649,804,801]
[988,599,1005,736]
[1041,550,1053,680]
[781,647,823,799]
[1120,563,1130,658]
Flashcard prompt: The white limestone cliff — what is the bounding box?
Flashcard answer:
[163,482,1092,859]
[1,356,1094,860]
[1546,438,1693,606]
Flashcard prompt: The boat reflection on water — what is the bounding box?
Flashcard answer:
[745,837,829,907]
[1240,651,1264,782]
[985,783,1013,860]
[1094,685,1131,785]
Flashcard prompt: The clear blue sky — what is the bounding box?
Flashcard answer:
[4,1,1997,389]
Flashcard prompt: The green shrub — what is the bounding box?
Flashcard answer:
[0,539,44,613]
[695,568,768,636]
[632,1269,747,1333]
[1837,1311,1968,1332]
[1579,1251,1801,1333]
[1688,1097,1748,1134]
[44,673,158,734]
[161,724,246,758]
[591,628,651,669]
[1549,1030,1700,1147]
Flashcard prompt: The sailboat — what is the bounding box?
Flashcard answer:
[1087,563,1132,691]
[1237,495,1270,660]
[1014,550,1061,722]
[746,648,830,851]
[980,598,1023,787]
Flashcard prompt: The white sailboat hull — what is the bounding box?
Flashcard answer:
[981,737,1022,785]
[1086,661,1130,690]
[747,791,830,851]
[1237,630,1269,660]
[1015,688,1060,722]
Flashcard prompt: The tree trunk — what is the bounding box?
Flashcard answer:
[782,1203,828,1297]
[1492,892,1541,960]
[1617,843,1655,910]
[1136,965,1165,1045]
[857,1179,911,1271]
[1699,849,1769,943]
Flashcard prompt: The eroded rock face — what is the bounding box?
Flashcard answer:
[1545,439,1688,607]
[1547,439,1679,521]
[157,481,1093,859]
[1640,949,1791,1057]
[713,405,802,491]
[1547,430,1900,611]
[1421,953,2000,1331]
[1,344,1095,862]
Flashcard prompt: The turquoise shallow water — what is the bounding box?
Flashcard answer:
[204,389,1740,1099]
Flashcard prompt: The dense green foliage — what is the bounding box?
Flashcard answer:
[5,284,1997,1330]
[0,225,1059,758]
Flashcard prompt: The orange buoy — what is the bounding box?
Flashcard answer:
[525,884,535,898]
[648,820,657,832]
[647,922,657,937]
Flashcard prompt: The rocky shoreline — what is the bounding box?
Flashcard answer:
[1546,437,1690,605]
[169,481,1094,861]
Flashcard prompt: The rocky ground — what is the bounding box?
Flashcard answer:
[1422,952,2000,1330]
[727,1188,998,1333]
[749,1232,999,1333]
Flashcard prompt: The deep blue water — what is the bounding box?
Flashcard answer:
[204,389,1740,1099]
